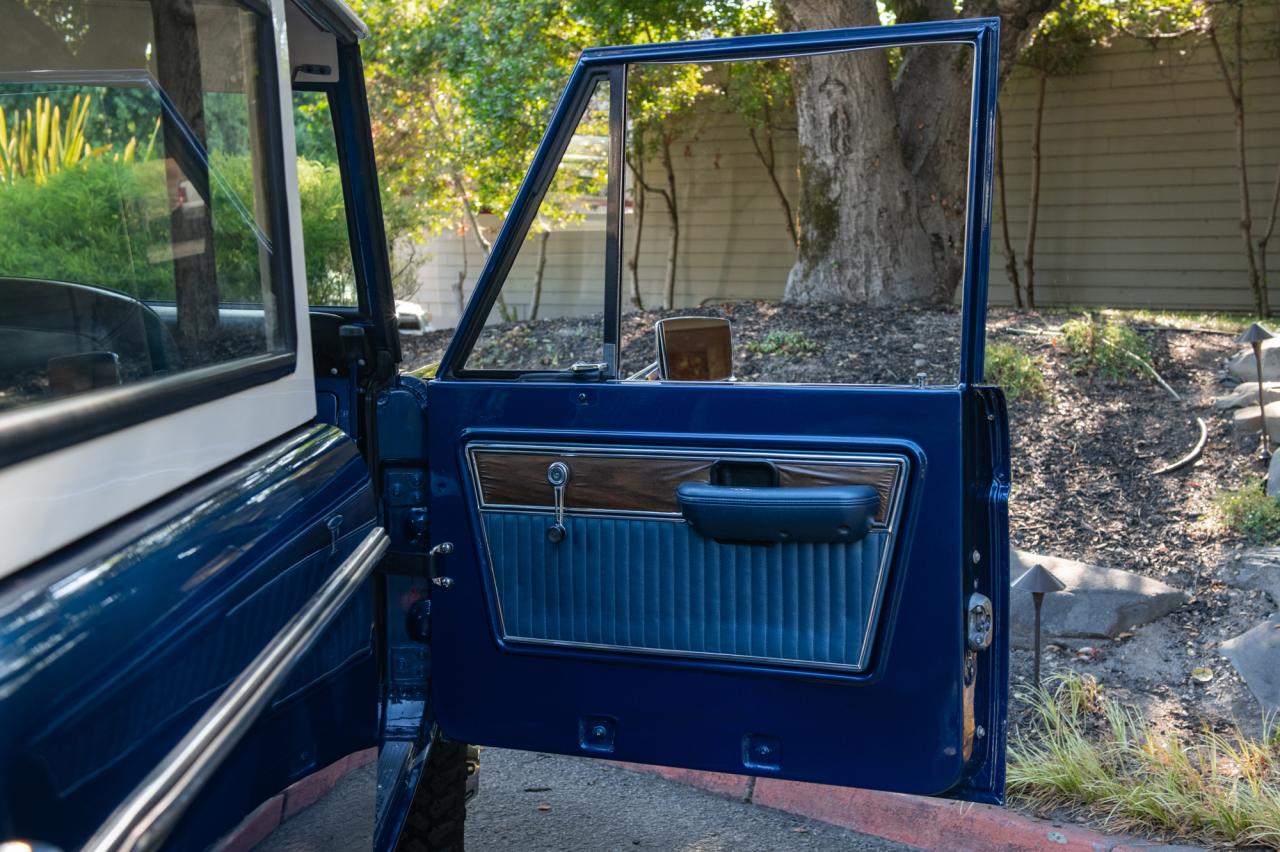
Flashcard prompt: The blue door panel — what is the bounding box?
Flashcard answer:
[423,18,1006,804]
[427,380,995,798]
[484,511,890,670]
[0,425,378,850]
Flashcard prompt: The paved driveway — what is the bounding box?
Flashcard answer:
[260,748,909,851]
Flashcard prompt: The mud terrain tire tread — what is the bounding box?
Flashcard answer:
[399,739,468,851]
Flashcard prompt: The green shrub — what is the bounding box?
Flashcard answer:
[0,152,356,305]
[745,330,821,355]
[1060,314,1150,381]
[985,341,1047,401]
[1216,480,1280,544]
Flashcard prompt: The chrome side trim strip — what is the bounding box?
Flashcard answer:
[82,527,389,852]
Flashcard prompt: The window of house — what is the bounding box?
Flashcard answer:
[0,0,292,426]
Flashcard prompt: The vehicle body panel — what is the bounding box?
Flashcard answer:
[0,425,377,849]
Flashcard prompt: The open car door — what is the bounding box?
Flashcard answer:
[424,19,1009,803]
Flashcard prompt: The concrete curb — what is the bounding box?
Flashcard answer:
[216,748,377,852]
[617,764,1199,852]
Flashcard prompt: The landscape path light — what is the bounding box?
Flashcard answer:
[1012,561,1065,690]
[1238,322,1275,464]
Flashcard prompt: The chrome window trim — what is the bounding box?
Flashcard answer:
[81,527,388,852]
[463,441,909,674]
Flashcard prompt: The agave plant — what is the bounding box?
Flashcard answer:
[0,94,157,186]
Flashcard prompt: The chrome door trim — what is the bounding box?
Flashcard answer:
[463,441,910,674]
[82,527,389,852]
[466,441,908,530]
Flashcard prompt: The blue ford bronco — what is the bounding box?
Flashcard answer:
[0,1,1008,849]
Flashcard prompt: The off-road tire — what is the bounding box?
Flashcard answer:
[398,738,469,851]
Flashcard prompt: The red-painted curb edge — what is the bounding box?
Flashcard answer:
[215,748,377,852]
[616,763,1194,852]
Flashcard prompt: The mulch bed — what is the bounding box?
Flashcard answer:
[401,302,1273,731]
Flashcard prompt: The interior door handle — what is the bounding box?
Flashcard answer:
[676,482,880,543]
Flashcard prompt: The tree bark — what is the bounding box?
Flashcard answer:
[626,155,646,309]
[748,123,799,249]
[1023,71,1047,309]
[528,230,549,320]
[659,136,679,310]
[1209,10,1267,316]
[996,106,1023,308]
[774,0,1062,306]
[151,0,219,360]
[453,232,469,317]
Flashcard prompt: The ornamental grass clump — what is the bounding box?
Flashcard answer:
[1009,674,1280,848]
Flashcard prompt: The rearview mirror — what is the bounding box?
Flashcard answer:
[656,317,733,381]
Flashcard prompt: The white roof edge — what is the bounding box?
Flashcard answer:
[292,0,370,42]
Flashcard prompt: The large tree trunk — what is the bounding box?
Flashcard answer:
[775,0,1062,306]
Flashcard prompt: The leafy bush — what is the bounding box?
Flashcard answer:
[745,330,821,355]
[1060,314,1150,381]
[0,152,356,305]
[985,341,1047,401]
[1215,480,1280,544]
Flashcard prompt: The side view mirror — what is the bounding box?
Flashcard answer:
[656,316,733,381]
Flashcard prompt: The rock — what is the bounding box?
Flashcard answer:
[1223,548,1280,604]
[1226,336,1280,381]
[1009,548,1188,649]
[1214,382,1280,411]
[1220,615,1280,713]
[1230,402,1280,440]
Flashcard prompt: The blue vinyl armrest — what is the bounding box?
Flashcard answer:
[676,482,880,543]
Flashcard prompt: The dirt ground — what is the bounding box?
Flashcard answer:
[401,303,1275,736]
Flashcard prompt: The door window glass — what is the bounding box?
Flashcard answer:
[292,89,358,306]
[619,47,972,386]
[462,80,610,373]
[0,0,289,414]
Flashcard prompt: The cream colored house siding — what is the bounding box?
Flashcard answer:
[409,27,1280,327]
[408,105,799,329]
[994,25,1280,310]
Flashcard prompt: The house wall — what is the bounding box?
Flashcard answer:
[408,103,800,330]
[407,24,1280,328]
[994,21,1280,311]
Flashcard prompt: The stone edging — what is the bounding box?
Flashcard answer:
[615,763,1200,852]
[215,748,377,852]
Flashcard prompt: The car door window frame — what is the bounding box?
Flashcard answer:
[439,21,999,387]
[446,65,625,380]
[292,42,401,364]
[0,5,299,470]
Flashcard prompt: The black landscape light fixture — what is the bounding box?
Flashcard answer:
[1238,323,1275,464]
[1012,562,1066,690]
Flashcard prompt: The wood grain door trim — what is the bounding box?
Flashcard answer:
[468,444,903,526]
